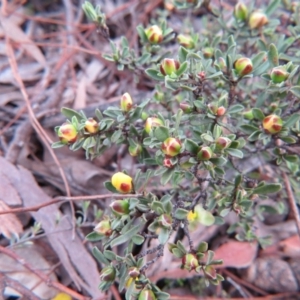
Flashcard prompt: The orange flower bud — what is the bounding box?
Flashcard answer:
[144,117,164,134]
[234,2,248,21]
[215,137,231,150]
[182,253,199,271]
[203,47,214,59]
[84,118,99,133]
[234,57,253,76]
[120,92,133,112]
[161,137,182,157]
[111,172,133,194]
[217,106,226,116]
[160,58,180,76]
[144,25,163,44]
[263,114,283,134]
[249,11,268,29]
[94,219,112,237]
[197,146,213,161]
[158,214,172,228]
[100,266,116,282]
[110,199,130,216]
[57,123,78,144]
[270,66,289,84]
[177,34,195,49]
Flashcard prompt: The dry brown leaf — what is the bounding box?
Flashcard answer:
[0,172,22,206]
[0,157,104,298]
[0,12,46,65]
[1,244,58,298]
[279,235,300,258]
[0,200,23,238]
[74,76,87,109]
[213,240,258,268]
[245,257,298,293]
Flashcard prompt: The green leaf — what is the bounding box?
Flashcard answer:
[175,61,188,76]
[290,86,300,99]
[210,157,227,166]
[284,113,300,128]
[178,46,189,63]
[252,108,265,120]
[132,234,145,245]
[158,227,170,244]
[280,136,297,143]
[240,124,260,134]
[205,71,223,79]
[95,108,103,120]
[268,44,279,67]
[145,68,164,81]
[104,181,118,193]
[185,139,199,155]
[154,126,170,142]
[252,51,266,70]
[110,224,141,247]
[284,155,298,163]
[111,130,122,143]
[86,232,104,242]
[226,148,243,158]
[103,250,116,261]
[227,104,244,114]
[61,107,84,121]
[253,183,282,195]
[161,168,174,185]
[92,246,110,265]
[265,0,280,16]
[174,208,189,220]
[51,141,65,149]
[248,130,262,142]
[136,25,147,42]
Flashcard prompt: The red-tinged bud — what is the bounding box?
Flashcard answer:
[128,267,140,279]
[270,103,278,111]
[84,118,99,133]
[180,102,194,113]
[100,266,116,282]
[198,71,206,80]
[234,57,253,76]
[182,253,199,271]
[129,144,142,157]
[243,109,254,120]
[161,137,182,157]
[120,92,133,112]
[248,11,268,29]
[111,172,133,194]
[217,106,226,116]
[144,25,163,44]
[197,146,213,161]
[180,102,193,113]
[234,2,248,21]
[270,66,289,83]
[110,199,130,216]
[203,47,214,59]
[144,117,164,134]
[163,157,175,168]
[154,91,164,102]
[177,34,195,49]
[58,123,78,144]
[158,214,172,228]
[215,137,231,150]
[160,58,180,76]
[263,114,283,134]
[94,219,112,237]
[138,289,157,300]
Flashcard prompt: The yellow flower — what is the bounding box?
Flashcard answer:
[111,172,133,193]
[187,210,197,222]
[51,293,72,300]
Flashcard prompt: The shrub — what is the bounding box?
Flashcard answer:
[52,0,300,299]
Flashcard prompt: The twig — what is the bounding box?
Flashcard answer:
[0,273,40,300]
[282,171,300,236]
[0,245,89,300]
[0,193,142,215]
